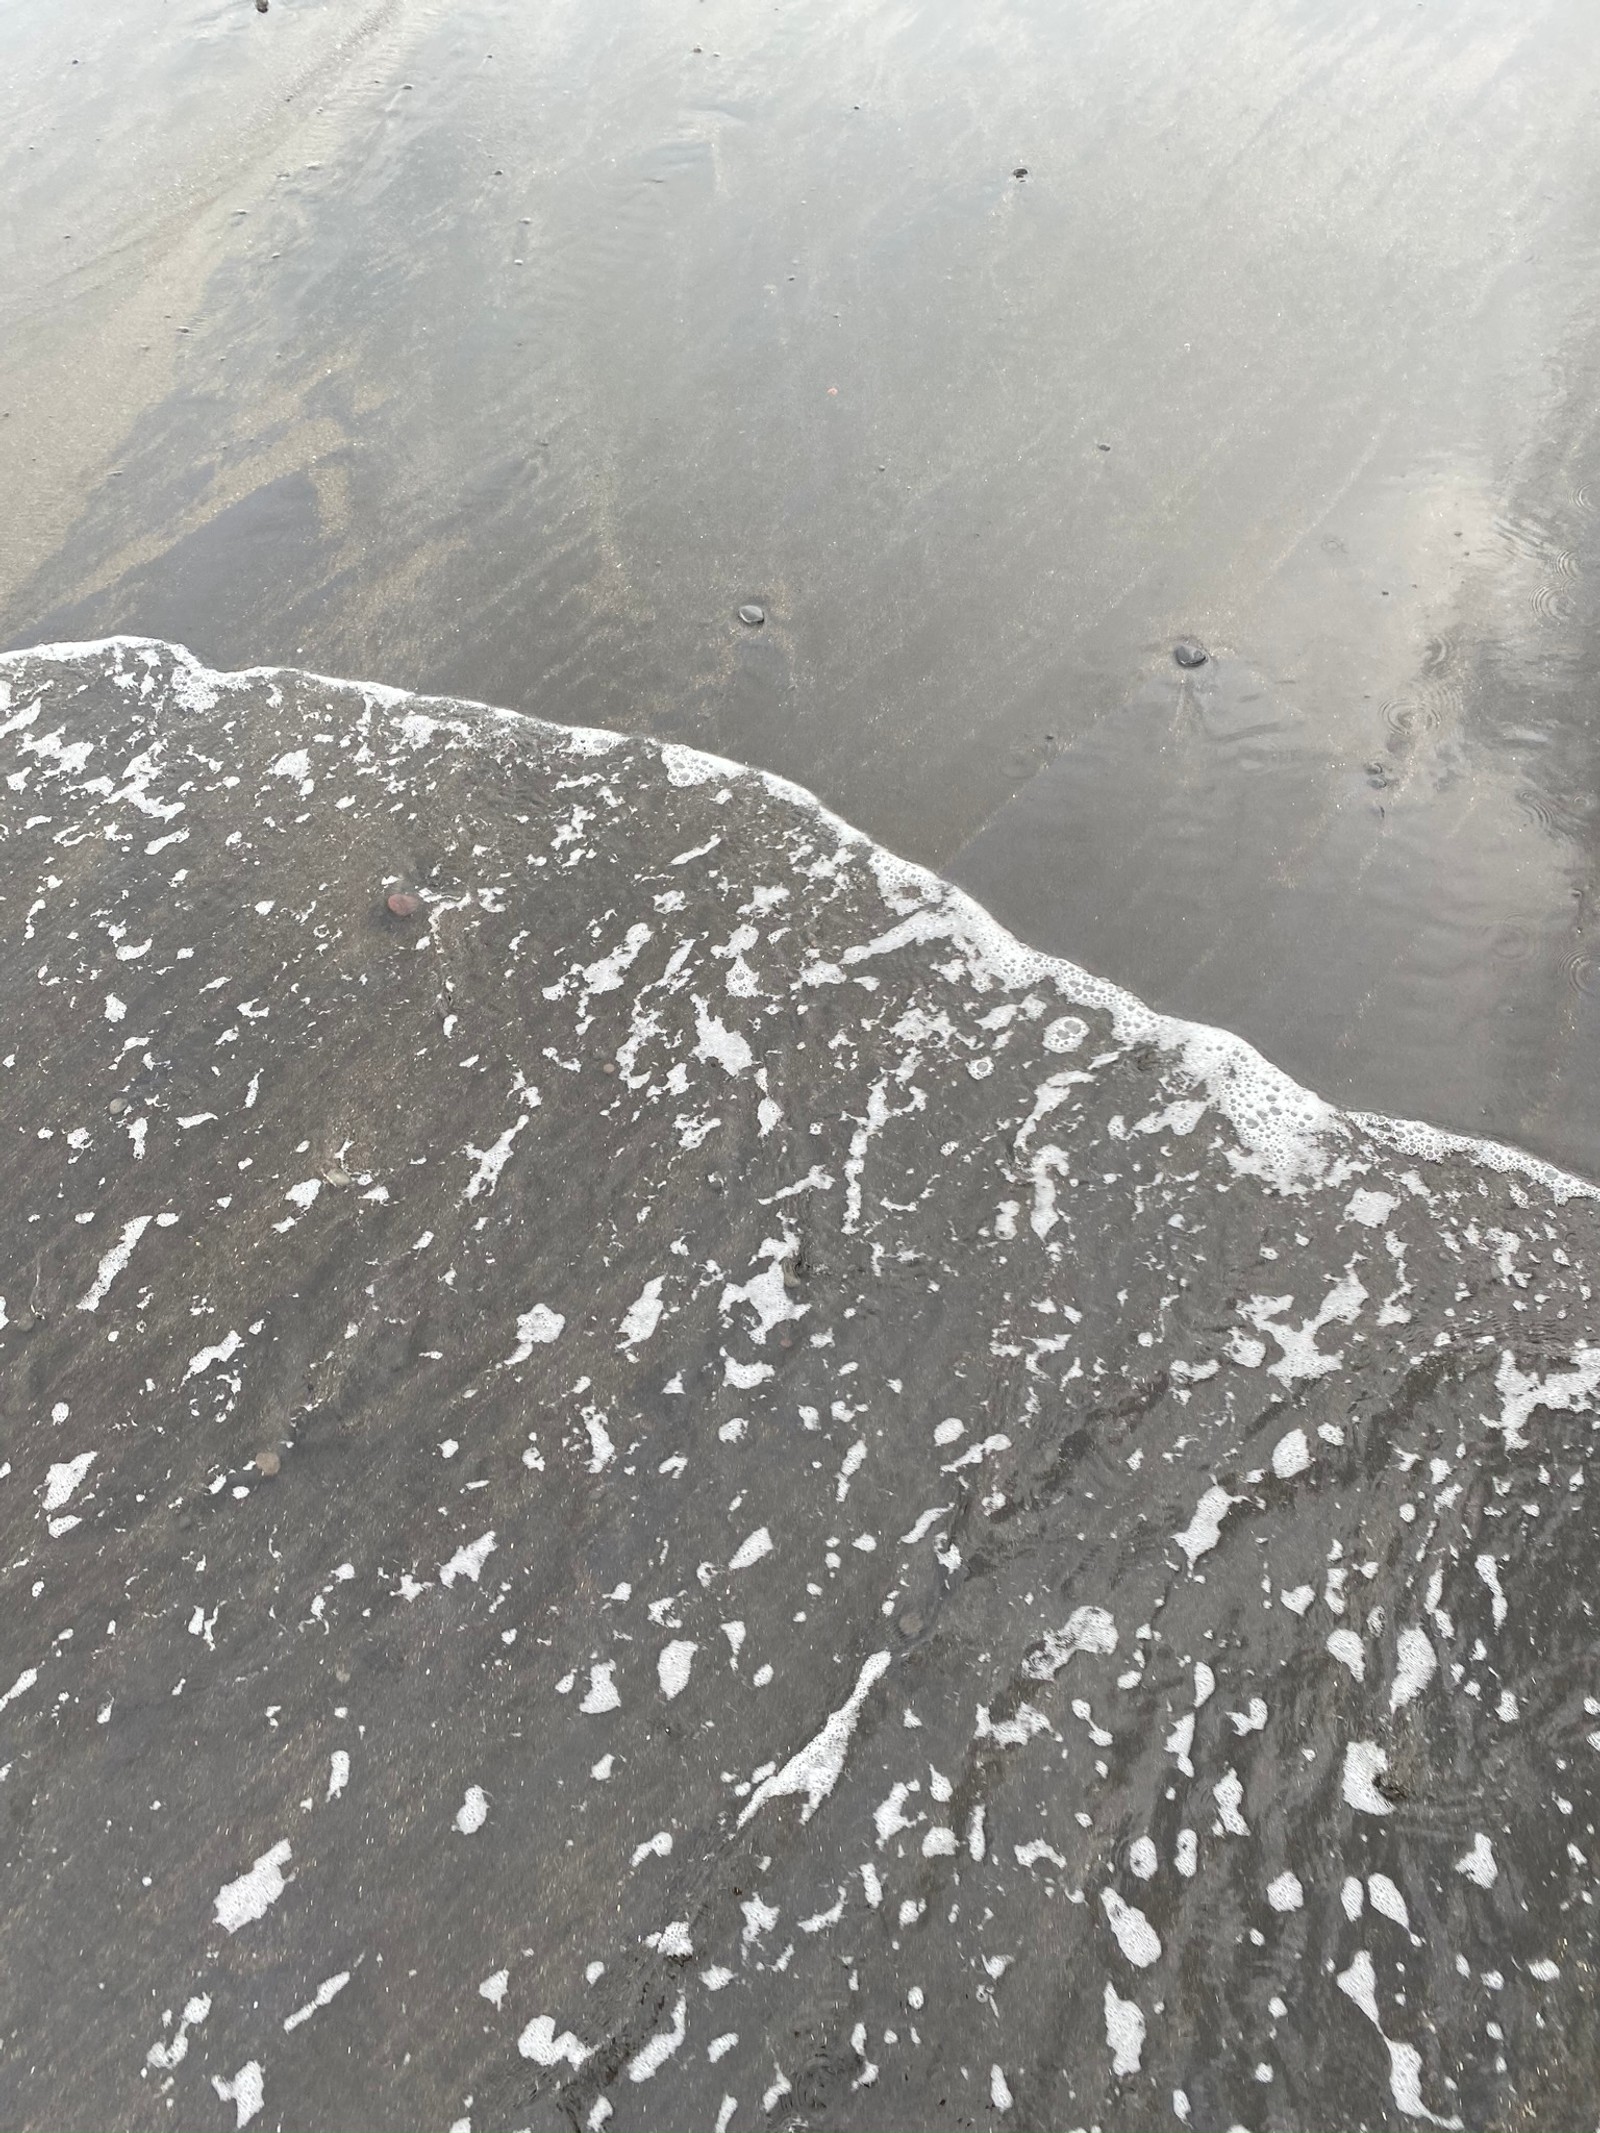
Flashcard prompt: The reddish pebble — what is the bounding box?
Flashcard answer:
[386,891,421,917]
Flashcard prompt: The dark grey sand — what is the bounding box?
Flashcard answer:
[7,0,1600,1171]
[0,640,1596,2130]
[7,4,1600,2125]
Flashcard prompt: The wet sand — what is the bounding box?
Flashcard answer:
[7,0,1600,1174]
[2,638,1597,2133]
[6,7,1600,2124]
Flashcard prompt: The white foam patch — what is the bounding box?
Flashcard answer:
[694,1000,754,1077]
[283,1971,350,2031]
[1341,1742,1393,1816]
[1214,1768,1249,1835]
[1368,1873,1410,1929]
[0,1668,39,1714]
[214,1840,292,1933]
[721,1253,807,1342]
[1103,1982,1145,2077]
[1327,1629,1365,1679]
[146,1995,211,2071]
[41,1452,95,1514]
[1024,1604,1117,1680]
[1490,1346,1600,1449]
[627,1994,687,2082]
[728,1526,773,1571]
[1346,1188,1398,1226]
[464,1115,529,1200]
[1043,1015,1087,1052]
[507,1304,564,1360]
[76,1214,152,1311]
[1270,1427,1310,1479]
[579,1662,621,1714]
[1455,1833,1498,1887]
[738,1650,891,1827]
[185,1328,243,1379]
[1337,1949,1462,2126]
[519,2016,591,2069]
[1389,1628,1436,1711]
[1266,1870,1304,1912]
[582,923,653,997]
[1243,1271,1366,1384]
[658,1639,697,1700]
[439,1531,497,1586]
[211,2062,264,2128]
[1100,1889,1161,1967]
[1174,1484,1239,1567]
[619,1277,666,1350]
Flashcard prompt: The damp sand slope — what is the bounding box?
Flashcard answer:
[0,639,1597,2131]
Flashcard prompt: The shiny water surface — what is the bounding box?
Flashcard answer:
[6,0,1600,1169]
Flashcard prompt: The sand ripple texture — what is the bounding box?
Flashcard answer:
[0,639,1596,2133]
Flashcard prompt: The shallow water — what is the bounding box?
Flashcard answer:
[1,638,1597,2132]
[7,0,1600,1173]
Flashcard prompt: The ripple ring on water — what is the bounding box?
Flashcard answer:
[1382,695,1440,742]
[1489,922,1533,965]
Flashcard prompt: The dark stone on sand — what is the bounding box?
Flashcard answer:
[1173,637,1209,667]
[737,602,765,627]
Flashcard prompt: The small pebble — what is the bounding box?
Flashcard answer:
[255,1450,281,1477]
[898,1611,924,1639]
[256,1,269,12]
[1173,638,1209,668]
[737,603,765,627]
[386,891,422,917]
[108,1096,128,1117]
